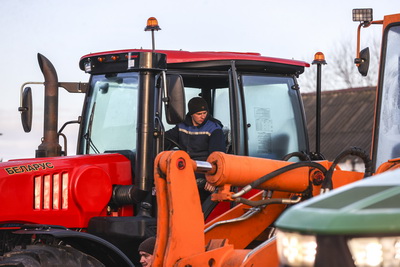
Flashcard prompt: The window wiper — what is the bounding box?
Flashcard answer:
[84,102,100,154]
[84,133,100,154]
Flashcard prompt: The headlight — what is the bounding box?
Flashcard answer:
[347,236,400,267]
[276,230,317,267]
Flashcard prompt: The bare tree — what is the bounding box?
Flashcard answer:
[299,36,380,92]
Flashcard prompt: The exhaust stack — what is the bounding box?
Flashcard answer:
[35,53,62,158]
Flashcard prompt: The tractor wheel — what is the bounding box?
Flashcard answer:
[0,244,105,267]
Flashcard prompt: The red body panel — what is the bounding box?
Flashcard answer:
[0,154,133,228]
[80,49,310,67]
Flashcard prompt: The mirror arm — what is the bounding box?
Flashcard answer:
[19,81,86,111]
[19,82,43,110]
[355,20,383,65]
[59,82,88,93]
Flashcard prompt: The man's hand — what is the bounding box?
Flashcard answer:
[204,182,216,192]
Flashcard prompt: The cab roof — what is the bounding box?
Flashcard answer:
[80,49,309,76]
[81,49,309,66]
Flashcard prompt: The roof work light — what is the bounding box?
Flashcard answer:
[352,8,373,23]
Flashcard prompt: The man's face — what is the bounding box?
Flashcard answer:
[139,251,154,266]
[191,111,208,126]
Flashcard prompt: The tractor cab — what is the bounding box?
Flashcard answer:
[78,49,310,188]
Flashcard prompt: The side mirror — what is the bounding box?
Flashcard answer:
[355,47,370,76]
[18,87,33,132]
[165,74,185,124]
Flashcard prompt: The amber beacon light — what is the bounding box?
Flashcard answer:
[145,17,161,52]
[145,17,161,31]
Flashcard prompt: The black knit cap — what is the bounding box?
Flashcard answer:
[188,97,208,115]
[138,236,156,254]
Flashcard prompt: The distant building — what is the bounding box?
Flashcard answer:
[302,87,376,172]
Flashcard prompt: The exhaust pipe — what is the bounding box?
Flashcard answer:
[35,53,62,158]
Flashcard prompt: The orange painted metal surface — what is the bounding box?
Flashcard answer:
[152,151,365,266]
[383,13,400,30]
[375,158,400,174]
[205,190,290,249]
[153,151,289,266]
[206,152,310,192]
[331,169,364,188]
[153,151,205,266]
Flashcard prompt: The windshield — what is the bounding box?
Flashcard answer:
[375,24,400,168]
[80,72,139,154]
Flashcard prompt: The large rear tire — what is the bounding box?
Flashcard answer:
[0,244,105,267]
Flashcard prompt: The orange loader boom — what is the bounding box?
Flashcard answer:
[151,150,364,266]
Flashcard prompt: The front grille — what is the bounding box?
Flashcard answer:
[34,173,69,210]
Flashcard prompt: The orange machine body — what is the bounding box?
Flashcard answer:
[151,150,364,266]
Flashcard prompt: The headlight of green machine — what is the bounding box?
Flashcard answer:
[275,169,400,267]
[276,230,317,266]
[277,231,400,267]
[348,236,400,266]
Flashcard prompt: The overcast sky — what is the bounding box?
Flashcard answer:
[0,0,398,160]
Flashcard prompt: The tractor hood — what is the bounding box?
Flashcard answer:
[276,168,400,235]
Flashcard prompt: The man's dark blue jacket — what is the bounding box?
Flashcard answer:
[165,114,225,161]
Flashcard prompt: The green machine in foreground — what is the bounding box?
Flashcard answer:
[276,169,400,267]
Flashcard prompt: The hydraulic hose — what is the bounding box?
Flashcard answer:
[281,151,311,162]
[235,195,301,207]
[205,206,261,233]
[321,146,372,191]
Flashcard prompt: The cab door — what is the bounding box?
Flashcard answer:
[240,74,308,160]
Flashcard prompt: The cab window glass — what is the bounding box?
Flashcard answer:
[242,75,302,160]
